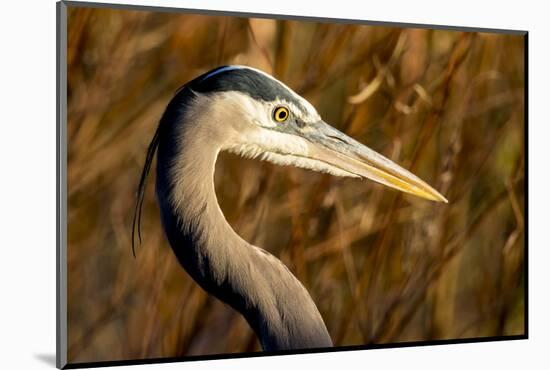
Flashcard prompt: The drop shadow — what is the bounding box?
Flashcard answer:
[34,353,57,367]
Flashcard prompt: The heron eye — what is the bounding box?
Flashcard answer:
[273,106,289,123]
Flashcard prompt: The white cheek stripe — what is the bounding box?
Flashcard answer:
[200,65,321,122]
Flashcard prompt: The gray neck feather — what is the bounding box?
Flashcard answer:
[155,95,332,351]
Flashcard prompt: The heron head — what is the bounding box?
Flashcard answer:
[187,65,447,203]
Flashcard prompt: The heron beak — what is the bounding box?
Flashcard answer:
[303,121,448,203]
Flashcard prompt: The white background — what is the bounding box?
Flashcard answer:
[0,0,546,369]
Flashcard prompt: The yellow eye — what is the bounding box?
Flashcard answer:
[273,106,289,123]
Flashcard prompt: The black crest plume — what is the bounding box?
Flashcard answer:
[131,125,161,257]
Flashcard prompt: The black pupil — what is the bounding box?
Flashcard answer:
[277,109,287,120]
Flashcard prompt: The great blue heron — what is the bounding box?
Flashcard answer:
[132,65,447,352]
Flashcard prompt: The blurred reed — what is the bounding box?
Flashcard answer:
[66,6,525,363]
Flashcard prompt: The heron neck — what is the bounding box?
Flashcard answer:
[155,106,332,351]
[156,124,241,281]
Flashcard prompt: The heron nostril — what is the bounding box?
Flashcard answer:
[327,135,348,145]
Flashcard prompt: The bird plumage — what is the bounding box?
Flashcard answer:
[133,65,446,351]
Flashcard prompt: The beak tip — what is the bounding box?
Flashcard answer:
[434,193,448,203]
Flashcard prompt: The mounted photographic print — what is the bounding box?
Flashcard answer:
[57,1,527,368]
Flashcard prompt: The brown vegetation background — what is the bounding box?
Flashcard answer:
[66,5,525,364]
